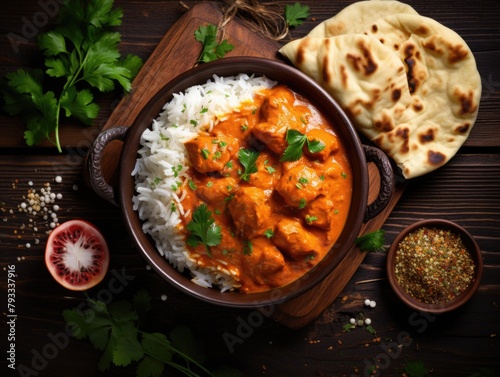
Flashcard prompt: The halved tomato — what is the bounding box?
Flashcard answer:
[45,219,110,291]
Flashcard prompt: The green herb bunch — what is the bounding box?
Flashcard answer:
[1,0,143,152]
[63,290,240,377]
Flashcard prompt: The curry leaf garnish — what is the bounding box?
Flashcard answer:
[1,0,143,152]
[281,129,325,162]
[238,148,260,181]
[186,203,222,256]
[285,3,310,28]
[355,229,386,251]
[194,24,235,63]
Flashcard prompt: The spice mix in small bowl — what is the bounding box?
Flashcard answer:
[387,219,483,314]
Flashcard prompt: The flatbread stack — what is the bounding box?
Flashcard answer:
[279,0,481,179]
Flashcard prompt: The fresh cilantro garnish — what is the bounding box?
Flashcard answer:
[194,24,235,63]
[1,0,143,152]
[238,148,260,181]
[265,165,276,174]
[285,3,310,28]
[403,360,429,377]
[305,215,317,224]
[342,323,355,332]
[186,203,222,256]
[243,240,253,255]
[365,325,377,335]
[307,138,326,153]
[280,129,325,162]
[200,148,210,159]
[355,229,386,251]
[63,290,240,377]
[188,179,197,191]
[264,229,274,238]
[298,198,307,209]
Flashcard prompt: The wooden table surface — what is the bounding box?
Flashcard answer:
[1,1,499,376]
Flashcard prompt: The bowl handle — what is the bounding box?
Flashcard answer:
[363,145,395,222]
[86,126,129,206]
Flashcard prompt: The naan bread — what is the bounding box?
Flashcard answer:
[348,13,481,178]
[280,12,481,179]
[308,0,418,38]
[279,34,412,138]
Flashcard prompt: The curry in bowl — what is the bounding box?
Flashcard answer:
[133,74,352,293]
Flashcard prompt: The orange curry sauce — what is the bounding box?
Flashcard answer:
[179,85,352,293]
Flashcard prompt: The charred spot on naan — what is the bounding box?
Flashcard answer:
[404,44,419,93]
[374,112,396,132]
[322,39,332,84]
[453,88,479,115]
[295,37,309,66]
[427,150,447,166]
[412,98,424,112]
[396,127,410,154]
[340,64,348,89]
[346,39,378,76]
[422,35,469,64]
[418,128,436,144]
[455,122,472,134]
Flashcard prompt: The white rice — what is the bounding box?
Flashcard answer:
[132,74,277,292]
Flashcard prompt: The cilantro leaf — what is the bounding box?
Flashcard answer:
[142,332,173,361]
[37,31,68,56]
[5,68,44,96]
[87,0,123,28]
[238,148,260,181]
[186,203,222,256]
[112,326,143,367]
[137,355,165,377]
[0,0,143,152]
[195,24,234,63]
[60,86,99,124]
[170,325,206,365]
[133,289,152,320]
[403,360,429,377]
[285,3,310,28]
[306,138,325,153]
[281,129,306,161]
[63,291,239,377]
[45,57,71,78]
[355,229,386,251]
[24,91,58,146]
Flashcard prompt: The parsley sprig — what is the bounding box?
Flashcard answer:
[186,203,222,256]
[355,229,386,251]
[194,24,235,63]
[63,290,240,377]
[285,3,310,28]
[238,148,260,181]
[281,129,325,162]
[1,0,143,152]
[403,360,429,377]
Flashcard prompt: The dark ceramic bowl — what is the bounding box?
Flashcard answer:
[87,57,395,308]
[387,219,483,314]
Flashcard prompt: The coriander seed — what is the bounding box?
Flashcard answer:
[394,227,475,305]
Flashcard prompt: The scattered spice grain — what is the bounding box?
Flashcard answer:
[394,227,475,304]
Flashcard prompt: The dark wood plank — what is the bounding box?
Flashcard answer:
[1,0,499,375]
[1,151,498,376]
[1,0,499,149]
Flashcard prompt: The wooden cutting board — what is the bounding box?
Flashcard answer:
[94,2,406,329]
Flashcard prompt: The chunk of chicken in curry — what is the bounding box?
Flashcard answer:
[180,85,352,293]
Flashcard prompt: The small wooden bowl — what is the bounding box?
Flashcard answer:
[386,219,483,314]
